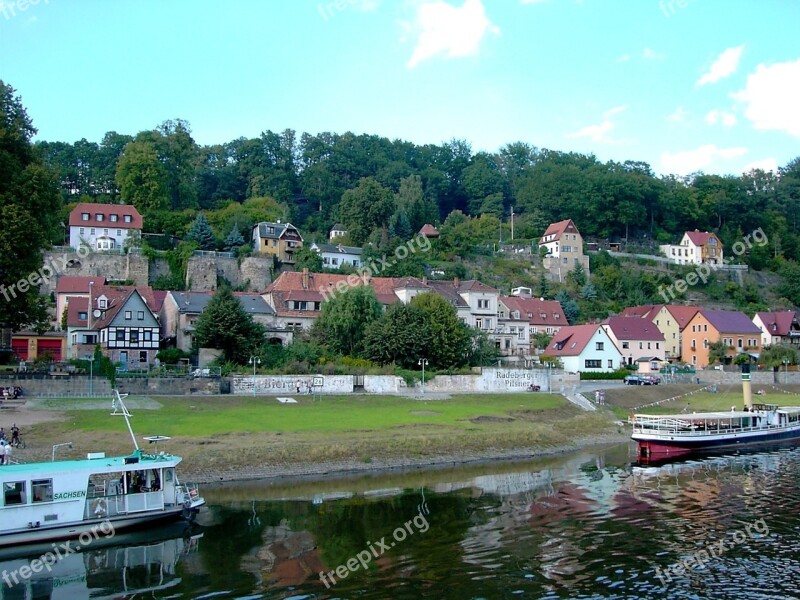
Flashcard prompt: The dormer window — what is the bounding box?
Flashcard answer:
[96,214,104,221]
[82,213,90,221]
[110,214,118,222]
[78,311,87,320]
[124,215,132,223]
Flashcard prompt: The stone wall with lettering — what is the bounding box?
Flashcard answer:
[232,374,354,395]
[422,368,550,393]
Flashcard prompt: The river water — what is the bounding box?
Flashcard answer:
[3,443,799,599]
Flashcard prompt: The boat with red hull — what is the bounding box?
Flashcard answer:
[631,365,800,463]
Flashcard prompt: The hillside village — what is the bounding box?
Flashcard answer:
[9,202,799,376]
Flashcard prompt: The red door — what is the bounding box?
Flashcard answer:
[11,339,28,360]
[37,339,62,362]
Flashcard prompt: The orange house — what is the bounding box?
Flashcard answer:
[682,309,762,368]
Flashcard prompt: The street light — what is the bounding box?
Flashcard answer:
[249,356,261,396]
[418,358,428,397]
[87,355,94,396]
[52,442,72,461]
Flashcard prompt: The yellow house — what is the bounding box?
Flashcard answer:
[252,222,303,263]
[620,304,699,361]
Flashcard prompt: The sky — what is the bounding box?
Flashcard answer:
[1,0,798,177]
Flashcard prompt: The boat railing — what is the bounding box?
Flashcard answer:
[175,483,201,506]
[84,490,165,519]
[632,420,789,437]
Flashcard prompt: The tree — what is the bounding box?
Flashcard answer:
[363,302,424,367]
[312,285,383,356]
[186,213,216,250]
[337,177,395,245]
[116,139,168,212]
[409,293,473,369]
[193,286,265,363]
[0,81,61,332]
[293,246,324,272]
[761,345,799,370]
[223,225,245,252]
[708,340,727,365]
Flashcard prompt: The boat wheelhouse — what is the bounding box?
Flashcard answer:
[0,391,204,548]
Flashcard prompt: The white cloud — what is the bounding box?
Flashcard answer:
[667,106,689,124]
[616,54,631,63]
[732,59,800,138]
[705,109,737,127]
[661,144,747,175]
[742,158,778,174]
[406,0,500,69]
[642,47,664,61]
[696,45,744,86]
[567,105,627,143]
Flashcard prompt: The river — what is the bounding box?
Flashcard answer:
[3,443,799,599]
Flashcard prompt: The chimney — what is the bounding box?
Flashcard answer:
[422,276,427,284]
[302,268,309,290]
[454,276,460,288]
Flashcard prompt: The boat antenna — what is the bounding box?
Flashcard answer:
[112,389,140,450]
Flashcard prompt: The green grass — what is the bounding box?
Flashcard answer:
[59,393,568,437]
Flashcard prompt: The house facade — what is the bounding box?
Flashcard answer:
[682,309,762,367]
[620,304,698,361]
[753,311,800,347]
[329,224,348,240]
[659,230,723,266]
[545,325,622,373]
[601,316,666,366]
[55,276,107,331]
[252,222,303,263]
[538,219,591,282]
[497,296,566,357]
[310,242,363,270]
[68,203,142,251]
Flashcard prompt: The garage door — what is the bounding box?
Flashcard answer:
[37,339,62,362]
[11,339,28,360]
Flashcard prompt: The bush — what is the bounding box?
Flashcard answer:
[580,370,629,380]
[156,348,191,365]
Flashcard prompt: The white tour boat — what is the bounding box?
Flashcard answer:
[0,391,204,547]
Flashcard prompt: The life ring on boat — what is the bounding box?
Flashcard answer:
[189,488,198,499]
[93,498,107,517]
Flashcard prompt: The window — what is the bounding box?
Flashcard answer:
[137,311,144,320]
[139,351,147,362]
[124,215,132,223]
[314,302,321,311]
[117,229,122,236]
[639,342,643,349]
[562,258,568,264]
[585,359,601,369]
[737,338,743,348]
[78,311,87,320]
[116,328,126,341]
[82,213,90,221]
[96,213,104,221]
[130,330,139,343]
[79,227,85,234]
[99,298,107,308]
[108,330,115,342]
[622,342,629,349]
[692,325,696,332]
[478,299,489,309]
[143,330,152,341]
[647,342,651,349]
[32,479,53,503]
[704,325,708,332]
[3,482,25,506]
[476,318,483,329]
[485,319,492,329]
[104,229,109,235]
[656,343,660,349]
[596,342,604,351]
[608,359,613,369]
[124,311,132,320]
[110,214,118,222]
[90,228,96,235]
[703,339,709,348]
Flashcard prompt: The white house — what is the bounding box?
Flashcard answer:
[310,242,363,270]
[753,311,800,348]
[659,230,723,266]
[601,316,666,366]
[545,324,623,373]
[329,224,348,240]
[68,203,142,251]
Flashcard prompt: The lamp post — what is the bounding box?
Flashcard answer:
[418,358,428,397]
[87,355,94,396]
[783,358,790,384]
[249,356,261,396]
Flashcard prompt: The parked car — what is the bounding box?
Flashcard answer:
[624,375,661,385]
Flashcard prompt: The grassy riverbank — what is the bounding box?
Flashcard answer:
[13,393,625,483]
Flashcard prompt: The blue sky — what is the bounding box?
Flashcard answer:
[1,0,798,176]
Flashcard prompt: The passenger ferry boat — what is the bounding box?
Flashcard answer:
[632,366,800,463]
[0,391,204,547]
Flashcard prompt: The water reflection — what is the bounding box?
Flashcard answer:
[0,522,202,599]
[7,444,800,598]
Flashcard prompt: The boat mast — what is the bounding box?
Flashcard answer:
[112,389,140,450]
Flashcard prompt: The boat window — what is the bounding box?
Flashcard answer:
[32,479,53,503]
[3,481,26,506]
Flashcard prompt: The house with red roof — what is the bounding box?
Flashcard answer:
[545,324,623,373]
[538,219,590,282]
[55,276,107,331]
[659,230,723,266]
[497,296,566,356]
[619,304,699,360]
[752,311,800,347]
[682,309,762,367]
[601,316,665,367]
[68,203,142,252]
[419,224,440,238]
